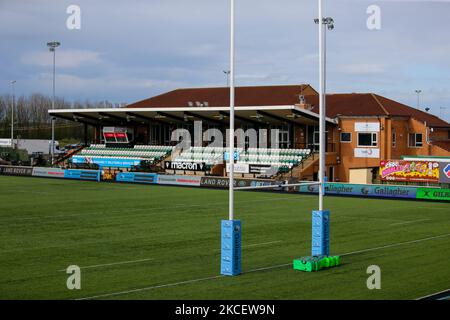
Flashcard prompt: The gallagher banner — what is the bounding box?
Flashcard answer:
[299,183,418,199]
[379,160,440,183]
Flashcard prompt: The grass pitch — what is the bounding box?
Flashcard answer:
[0,176,449,300]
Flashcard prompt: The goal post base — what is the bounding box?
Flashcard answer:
[293,255,340,272]
[312,210,330,256]
[220,220,242,276]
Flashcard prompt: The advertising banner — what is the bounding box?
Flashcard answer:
[116,172,158,184]
[224,151,240,161]
[0,165,33,176]
[379,160,439,183]
[354,148,380,158]
[64,169,100,181]
[32,167,65,178]
[0,139,12,147]
[157,175,202,187]
[164,161,207,172]
[226,163,249,174]
[299,183,418,199]
[249,164,278,175]
[438,162,450,184]
[72,156,141,168]
[200,177,277,189]
[355,122,380,132]
[416,187,450,201]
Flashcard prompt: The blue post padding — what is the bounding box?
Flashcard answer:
[311,210,330,256]
[221,220,242,276]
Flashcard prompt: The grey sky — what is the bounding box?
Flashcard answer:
[0,0,449,121]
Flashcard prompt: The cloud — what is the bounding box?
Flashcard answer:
[20,50,102,68]
[19,71,185,103]
[337,64,386,75]
[0,0,449,122]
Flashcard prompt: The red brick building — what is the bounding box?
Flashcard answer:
[49,85,450,183]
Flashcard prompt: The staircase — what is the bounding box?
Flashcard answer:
[278,152,319,179]
[53,146,85,166]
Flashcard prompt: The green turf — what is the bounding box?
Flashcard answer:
[0,176,449,300]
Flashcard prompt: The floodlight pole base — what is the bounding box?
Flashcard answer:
[220,220,242,276]
[312,210,330,256]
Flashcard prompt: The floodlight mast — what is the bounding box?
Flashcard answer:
[10,80,16,148]
[415,89,422,110]
[224,70,231,87]
[47,41,60,165]
[315,7,334,211]
[229,0,235,221]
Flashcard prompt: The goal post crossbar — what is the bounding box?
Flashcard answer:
[234,181,321,191]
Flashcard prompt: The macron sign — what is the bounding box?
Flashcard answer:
[165,161,207,172]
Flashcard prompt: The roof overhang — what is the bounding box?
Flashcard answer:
[48,105,338,126]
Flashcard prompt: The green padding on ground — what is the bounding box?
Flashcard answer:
[293,255,341,272]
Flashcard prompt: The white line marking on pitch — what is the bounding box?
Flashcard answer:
[76,233,450,300]
[243,240,283,248]
[339,233,450,257]
[416,288,450,300]
[58,258,154,272]
[213,240,283,253]
[64,241,283,271]
[389,219,430,226]
[76,275,223,300]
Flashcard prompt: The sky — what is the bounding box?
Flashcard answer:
[0,0,449,121]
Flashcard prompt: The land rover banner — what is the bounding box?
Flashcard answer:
[379,160,439,183]
[0,165,33,176]
[164,161,207,172]
[200,177,279,189]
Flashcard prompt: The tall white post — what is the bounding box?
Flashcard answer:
[51,48,56,164]
[318,0,325,211]
[229,0,235,221]
[10,81,16,148]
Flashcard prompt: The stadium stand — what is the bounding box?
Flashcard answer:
[172,146,312,174]
[238,148,310,169]
[72,144,173,164]
[173,147,226,165]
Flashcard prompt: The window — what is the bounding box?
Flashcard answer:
[392,133,396,148]
[408,133,423,147]
[313,130,329,151]
[340,132,351,143]
[358,132,377,147]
